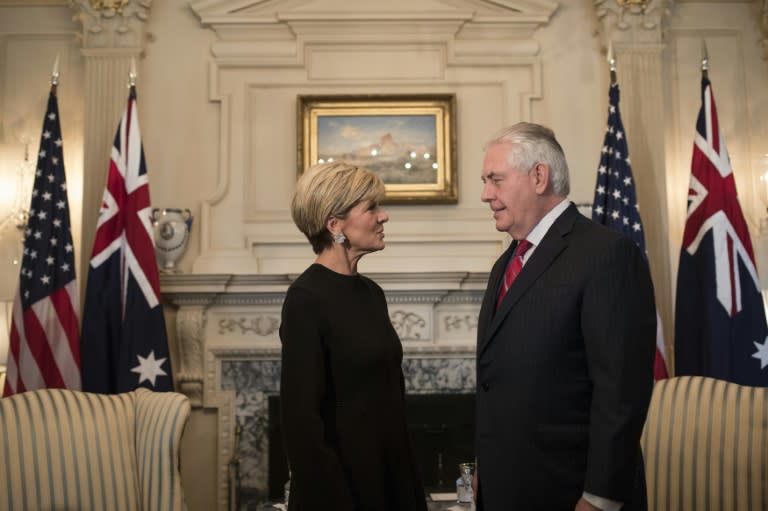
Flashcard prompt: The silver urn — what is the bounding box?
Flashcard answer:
[151,208,193,272]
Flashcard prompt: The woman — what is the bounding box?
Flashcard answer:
[280,162,427,511]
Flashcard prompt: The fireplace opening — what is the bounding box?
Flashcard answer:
[267,393,475,499]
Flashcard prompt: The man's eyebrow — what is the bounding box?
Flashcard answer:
[482,171,500,180]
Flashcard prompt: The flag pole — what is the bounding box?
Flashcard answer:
[701,40,709,80]
[608,42,617,85]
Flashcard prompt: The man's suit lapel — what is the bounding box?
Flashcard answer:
[478,204,579,358]
[478,243,514,348]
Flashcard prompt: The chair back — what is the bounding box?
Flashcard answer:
[0,388,190,511]
[642,376,768,511]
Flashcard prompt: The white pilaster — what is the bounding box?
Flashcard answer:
[70,0,151,306]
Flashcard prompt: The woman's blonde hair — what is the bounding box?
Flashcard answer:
[291,162,385,254]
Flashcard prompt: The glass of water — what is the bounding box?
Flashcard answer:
[458,462,475,503]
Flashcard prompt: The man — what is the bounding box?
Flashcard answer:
[472,122,656,510]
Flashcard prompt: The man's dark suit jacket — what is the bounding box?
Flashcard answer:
[475,204,656,510]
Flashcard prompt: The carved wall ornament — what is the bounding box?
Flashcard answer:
[444,314,478,333]
[218,316,280,336]
[88,0,129,14]
[70,0,152,48]
[390,310,427,341]
[594,0,672,43]
[616,0,649,6]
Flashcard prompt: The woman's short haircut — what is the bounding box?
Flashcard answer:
[291,162,385,254]
[484,122,571,196]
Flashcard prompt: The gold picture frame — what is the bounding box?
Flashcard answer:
[298,94,458,204]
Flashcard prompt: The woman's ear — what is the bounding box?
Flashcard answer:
[326,216,340,233]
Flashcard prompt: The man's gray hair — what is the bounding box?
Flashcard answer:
[484,122,570,196]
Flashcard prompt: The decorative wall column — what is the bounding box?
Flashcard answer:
[594,0,675,368]
[69,0,152,306]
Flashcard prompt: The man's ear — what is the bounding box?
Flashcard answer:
[533,163,551,194]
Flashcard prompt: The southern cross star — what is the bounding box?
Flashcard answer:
[130,350,168,386]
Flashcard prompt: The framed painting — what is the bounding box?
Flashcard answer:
[298,94,457,204]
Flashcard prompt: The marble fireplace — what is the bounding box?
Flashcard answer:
[162,271,487,511]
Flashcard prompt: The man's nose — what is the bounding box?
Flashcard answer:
[480,182,493,202]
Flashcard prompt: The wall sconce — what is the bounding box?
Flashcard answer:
[0,144,34,239]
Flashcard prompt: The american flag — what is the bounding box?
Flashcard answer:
[80,86,173,393]
[592,82,669,380]
[2,89,80,396]
[675,77,768,386]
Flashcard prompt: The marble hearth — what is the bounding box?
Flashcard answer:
[161,272,487,511]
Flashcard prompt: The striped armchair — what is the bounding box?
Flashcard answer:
[0,387,190,511]
[642,375,768,511]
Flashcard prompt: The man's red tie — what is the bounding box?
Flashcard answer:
[496,239,532,309]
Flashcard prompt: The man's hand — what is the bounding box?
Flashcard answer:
[472,464,479,503]
[575,497,601,511]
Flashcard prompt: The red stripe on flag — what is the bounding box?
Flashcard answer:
[653,348,668,380]
[125,186,160,297]
[23,306,66,389]
[50,285,81,364]
[709,91,720,155]
[91,162,127,258]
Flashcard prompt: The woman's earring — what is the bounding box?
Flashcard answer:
[333,231,346,244]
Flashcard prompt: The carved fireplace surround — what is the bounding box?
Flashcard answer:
[162,271,487,510]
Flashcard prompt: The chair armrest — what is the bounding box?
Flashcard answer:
[135,388,191,511]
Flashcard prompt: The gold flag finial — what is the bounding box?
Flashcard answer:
[51,55,60,87]
[607,42,617,84]
[128,57,137,88]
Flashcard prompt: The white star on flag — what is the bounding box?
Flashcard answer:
[130,350,168,386]
[752,337,768,370]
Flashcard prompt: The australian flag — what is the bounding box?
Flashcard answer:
[592,82,668,380]
[675,77,768,386]
[80,86,173,393]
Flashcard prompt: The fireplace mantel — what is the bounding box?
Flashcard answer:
[161,271,487,510]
